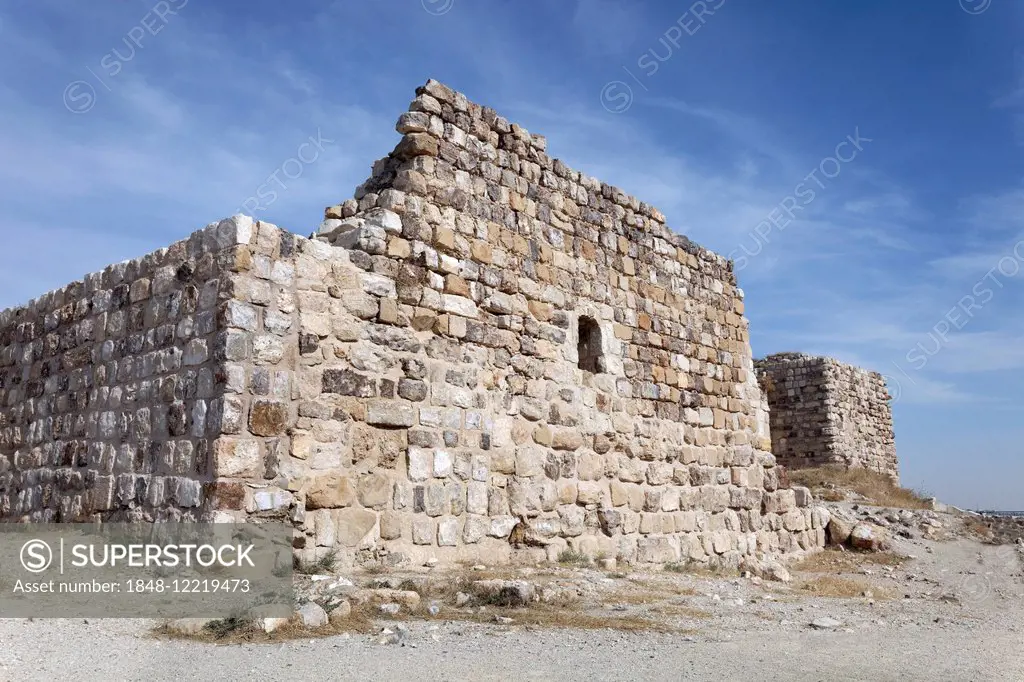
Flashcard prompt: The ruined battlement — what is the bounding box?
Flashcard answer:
[979,514,1024,544]
[0,79,829,569]
[755,353,898,482]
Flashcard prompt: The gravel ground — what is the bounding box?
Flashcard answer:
[2,525,1022,681]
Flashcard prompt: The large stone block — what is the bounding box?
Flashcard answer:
[380,511,403,540]
[366,400,417,427]
[357,472,392,508]
[637,537,678,563]
[467,481,488,515]
[306,474,356,509]
[213,438,262,478]
[333,507,377,546]
[412,517,435,545]
[437,517,459,546]
[323,369,376,397]
[249,400,289,436]
[515,447,545,477]
[408,447,433,481]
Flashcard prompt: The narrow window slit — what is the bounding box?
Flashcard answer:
[577,316,602,373]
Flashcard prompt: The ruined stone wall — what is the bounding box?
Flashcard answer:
[260,79,825,569]
[0,219,253,522]
[0,80,831,569]
[755,353,898,482]
[979,514,1024,544]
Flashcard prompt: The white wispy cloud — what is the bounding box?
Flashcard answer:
[0,3,402,311]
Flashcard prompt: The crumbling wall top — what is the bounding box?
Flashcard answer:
[328,78,733,277]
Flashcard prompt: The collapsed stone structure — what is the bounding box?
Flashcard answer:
[980,515,1024,544]
[754,353,898,482]
[0,79,831,569]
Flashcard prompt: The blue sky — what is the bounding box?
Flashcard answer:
[1,0,1022,509]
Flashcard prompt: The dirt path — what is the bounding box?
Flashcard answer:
[2,537,1022,681]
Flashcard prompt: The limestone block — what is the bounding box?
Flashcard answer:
[712,531,733,554]
[357,472,391,508]
[412,517,435,545]
[424,482,447,516]
[323,369,376,397]
[637,537,678,563]
[463,515,488,543]
[577,481,605,506]
[764,489,796,514]
[558,505,586,537]
[470,455,489,482]
[366,400,417,427]
[437,517,460,546]
[551,428,584,451]
[489,516,517,539]
[330,508,376,546]
[515,447,545,477]
[441,294,478,318]
[306,475,356,510]
[597,508,621,536]
[213,439,262,478]
[557,481,578,505]
[380,511,403,540]
[395,133,439,158]
[433,449,453,477]
[610,479,628,507]
[314,510,336,547]
[467,482,488,515]
[363,208,403,234]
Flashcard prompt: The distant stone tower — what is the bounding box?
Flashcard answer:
[755,353,899,483]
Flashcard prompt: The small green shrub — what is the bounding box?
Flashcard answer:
[295,549,339,575]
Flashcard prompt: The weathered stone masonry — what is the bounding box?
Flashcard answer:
[755,353,898,482]
[0,79,830,569]
[0,227,233,522]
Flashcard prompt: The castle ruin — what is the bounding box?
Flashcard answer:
[755,353,898,482]
[0,80,853,569]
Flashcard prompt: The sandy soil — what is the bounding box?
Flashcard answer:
[2,524,1022,681]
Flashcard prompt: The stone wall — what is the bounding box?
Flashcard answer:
[283,79,823,568]
[0,79,830,569]
[0,220,251,522]
[755,353,898,482]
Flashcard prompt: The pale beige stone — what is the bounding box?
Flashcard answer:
[306,474,356,510]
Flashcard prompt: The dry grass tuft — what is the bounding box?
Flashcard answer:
[787,466,931,509]
[792,549,908,573]
[384,566,532,600]
[798,575,892,600]
[557,549,592,567]
[295,549,339,576]
[663,562,739,579]
[963,518,996,542]
[606,581,698,606]
[646,603,714,619]
[357,596,680,633]
[156,611,377,645]
[449,605,680,632]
